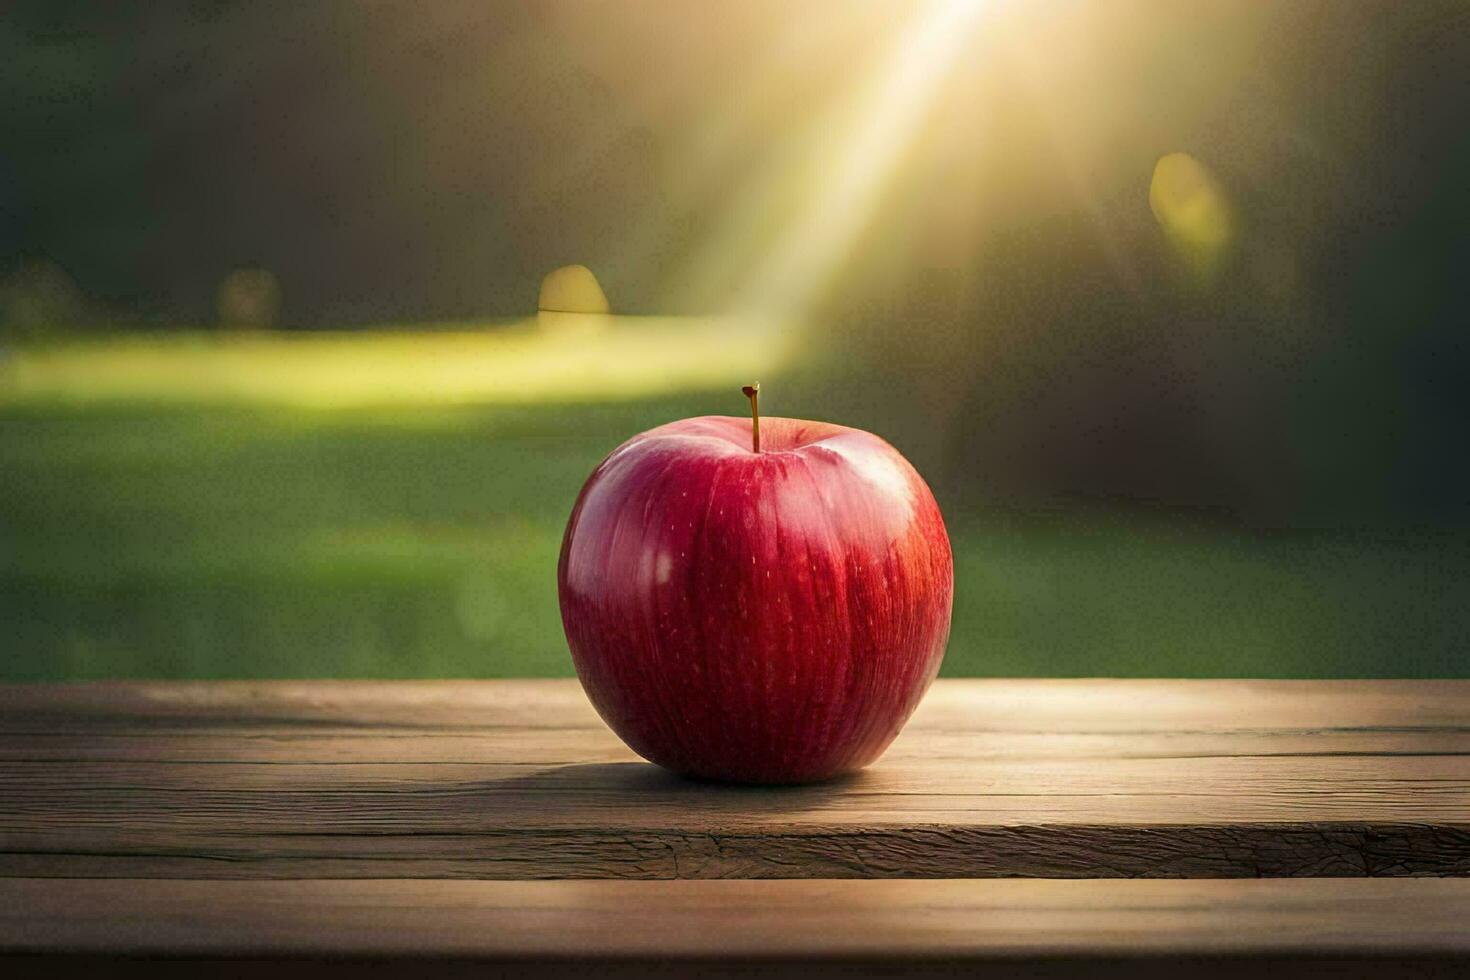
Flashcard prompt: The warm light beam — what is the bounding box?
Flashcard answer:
[736,0,992,316]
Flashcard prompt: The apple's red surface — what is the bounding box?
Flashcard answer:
[558,415,953,783]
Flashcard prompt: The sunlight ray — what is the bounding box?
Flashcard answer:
[733,0,993,317]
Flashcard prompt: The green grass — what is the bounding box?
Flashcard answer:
[2,329,1467,680]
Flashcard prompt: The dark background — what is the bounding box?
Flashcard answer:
[2,1,1467,678]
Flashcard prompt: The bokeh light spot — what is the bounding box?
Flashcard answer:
[217,267,283,330]
[538,264,610,315]
[1149,152,1234,280]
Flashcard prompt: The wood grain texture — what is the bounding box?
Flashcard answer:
[2,680,1468,879]
[4,877,1469,957]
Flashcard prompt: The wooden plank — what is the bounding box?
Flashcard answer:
[5,677,1468,732]
[2,680,1468,879]
[2,878,1469,978]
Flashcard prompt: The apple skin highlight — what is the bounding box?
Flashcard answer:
[558,414,953,784]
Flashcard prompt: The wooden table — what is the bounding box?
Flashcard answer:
[3,679,1469,976]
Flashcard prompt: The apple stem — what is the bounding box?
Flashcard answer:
[741,383,761,453]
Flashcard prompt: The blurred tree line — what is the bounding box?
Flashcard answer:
[813,1,1470,526]
[1,1,1466,526]
[0,2,692,328]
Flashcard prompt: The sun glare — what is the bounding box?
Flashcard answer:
[733,0,994,318]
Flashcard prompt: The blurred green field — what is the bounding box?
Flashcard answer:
[2,326,1467,680]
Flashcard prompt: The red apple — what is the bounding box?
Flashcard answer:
[557,399,953,784]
